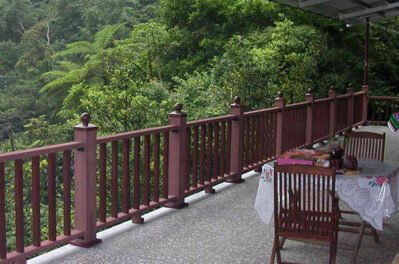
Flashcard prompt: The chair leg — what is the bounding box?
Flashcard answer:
[270,237,282,264]
[369,225,379,243]
[329,241,336,264]
[279,237,286,249]
[270,238,276,264]
[350,221,366,264]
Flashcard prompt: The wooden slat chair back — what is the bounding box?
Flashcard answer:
[271,164,338,264]
[340,131,385,262]
[343,131,386,161]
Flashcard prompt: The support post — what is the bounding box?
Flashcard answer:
[165,103,189,208]
[362,85,369,124]
[363,18,370,87]
[226,96,244,183]
[275,92,285,156]
[347,84,354,130]
[70,113,101,247]
[329,87,337,139]
[305,89,314,147]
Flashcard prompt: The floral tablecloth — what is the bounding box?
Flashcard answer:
[254,159,399,231]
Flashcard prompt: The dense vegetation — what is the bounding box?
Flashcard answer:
[1,0,399,150]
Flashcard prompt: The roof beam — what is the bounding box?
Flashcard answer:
[339,2,399,20]
[299,0,332,8]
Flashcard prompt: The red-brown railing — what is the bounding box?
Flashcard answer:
[368,96,399,125]
[243,108,278,172]
[0,86,370,263]
[0,142,85,264]
[312,98,331,142]
[335,94,350,133]
[353,91,366,125]
[94,125,177,229]
[185,115,235,195]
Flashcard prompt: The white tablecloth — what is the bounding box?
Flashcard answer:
[254,159,399,231]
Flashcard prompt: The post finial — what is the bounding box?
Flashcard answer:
[348,83,352,88]
[174,103,183,113]
[232,96,241,105]
[329,85,335,92]
[277,91,283,99]
[306,88,313,95]
[80,113,91,127]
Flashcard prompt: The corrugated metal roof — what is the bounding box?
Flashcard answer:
[275,0,399,25]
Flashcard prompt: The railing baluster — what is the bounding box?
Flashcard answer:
[133,137,140,210]
[213,123,219,179]
[63,151,71,236]
[199,125,206,184]
[245,117,251,167]
[186,128,191,191]
[226,121,231,175]
[144,135,150,206]
[192,127,198,187]
[99,143,107,222]
[206,124,212,182]
[256,115,261,163]
[122,139,130,213]
[162,132,169,199]
[0,162,6,259]
[48,153,57,241]
[15,159,24,252]
[111,141,118,218]
[220,122,225,177]
[153,134,160,202]
[32,156,41,245]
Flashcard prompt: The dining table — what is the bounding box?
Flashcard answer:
[254,158,399,231]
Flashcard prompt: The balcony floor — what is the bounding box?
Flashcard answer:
[30,126,399,264]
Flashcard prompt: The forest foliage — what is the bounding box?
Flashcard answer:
[1,0,399,149]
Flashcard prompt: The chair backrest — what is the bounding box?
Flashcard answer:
[273,163,337,240]
[343,131,385,161]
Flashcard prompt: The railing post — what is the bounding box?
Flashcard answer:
[165,103,189,208]
[275,92,285,156]
[347,84,354,130]
[70,113,101,247]
[226,96,244,183]
[305,88,314,147]
[362,85,369,124]
[328,87,337,139]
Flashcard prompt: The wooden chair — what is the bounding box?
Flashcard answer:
[340,131,385,261]
[343,131,385,161]
[271,164,338,264]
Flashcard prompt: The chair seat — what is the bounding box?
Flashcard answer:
[279,209,336,240]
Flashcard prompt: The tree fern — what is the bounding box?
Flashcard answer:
[55,41,96,57]
[93,24,124,51]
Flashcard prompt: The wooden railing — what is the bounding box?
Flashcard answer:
[0,86,369,263]
[368,96,399,125]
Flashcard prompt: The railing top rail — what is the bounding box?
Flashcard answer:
[336,94,351,99]
[314,97,333,104]
[186,114,236,127]
[369,95,399,101]
[96,124,178,144]
[244,107,280,116]
[285,101,309,109]
[0,141,84,162]
[354,91,367,96]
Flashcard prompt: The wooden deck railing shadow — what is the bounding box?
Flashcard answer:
[0,84,389,264]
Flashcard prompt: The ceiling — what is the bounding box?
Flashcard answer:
[274,0,399,25]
